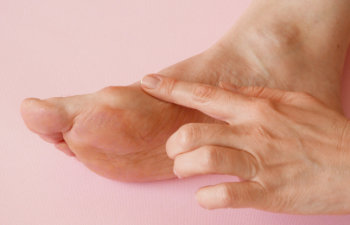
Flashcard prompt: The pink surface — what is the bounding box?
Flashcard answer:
[1,0,350,224]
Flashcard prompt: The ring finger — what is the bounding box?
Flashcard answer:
[166,123,256,159]
[173,145,258,180]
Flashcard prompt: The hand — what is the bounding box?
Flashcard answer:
[140,74,350,214]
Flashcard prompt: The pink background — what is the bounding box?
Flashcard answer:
[1,0,350,224]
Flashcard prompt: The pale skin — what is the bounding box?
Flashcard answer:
[20,0,350,213]
[141,74,350,214]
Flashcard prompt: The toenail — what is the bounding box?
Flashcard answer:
[141,75,161,89]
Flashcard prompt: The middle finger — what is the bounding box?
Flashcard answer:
[166,123,257,159]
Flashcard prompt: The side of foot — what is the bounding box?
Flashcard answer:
[21,84,213,181]
[21,5,348,181]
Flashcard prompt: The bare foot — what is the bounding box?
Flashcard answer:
[20,2,349,182]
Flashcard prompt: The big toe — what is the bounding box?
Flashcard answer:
[20,97,73,142]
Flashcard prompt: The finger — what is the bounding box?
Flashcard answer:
[195,181,265,209]
[219,82,290,102]
[166,123,258,159]
[140,74,253,123]
[220,82,318,107]
[173,145,258,180]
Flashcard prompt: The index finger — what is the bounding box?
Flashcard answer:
[140,74,252,123]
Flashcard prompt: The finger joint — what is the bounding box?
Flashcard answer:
[200,146,220,172]
[192,84,217,103]
[178,123,200,148]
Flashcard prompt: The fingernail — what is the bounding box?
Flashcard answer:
[141,75,161,89]
[173,168,182,179]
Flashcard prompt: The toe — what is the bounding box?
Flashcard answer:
[21,97,78,157]
[20,97,73,135]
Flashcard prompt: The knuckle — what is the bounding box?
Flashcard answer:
[217,184,235,208]
[251,124,270,139]
[192,84,217,102]
[199,146,220,171]
[177,123,200,147]
[162,78,177,96]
